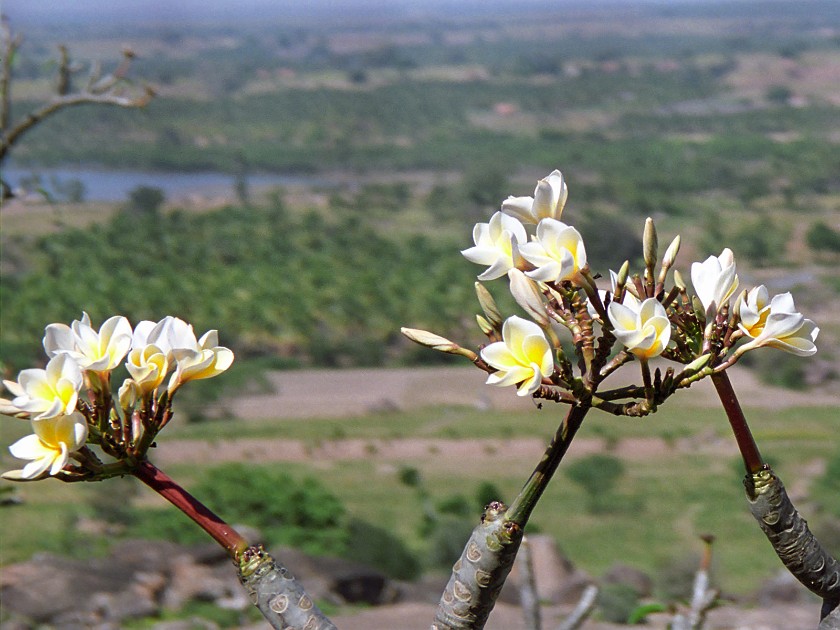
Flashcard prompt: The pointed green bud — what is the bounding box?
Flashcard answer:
[692,295,705,319]
[663,235,681,269]
[475,282,503,328]
[617,260,629,287]
[732,289,746,320]
[476,314,495,335]
[684,353,711,373]
[673,269,686,291]
[400,327,478,360]
[508,269,549,327]
[643,217,658,270]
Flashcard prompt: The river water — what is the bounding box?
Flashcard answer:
[2,164,332,202]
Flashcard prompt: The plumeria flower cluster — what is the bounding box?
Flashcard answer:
[403,169,819,416]
[2,313,233,481]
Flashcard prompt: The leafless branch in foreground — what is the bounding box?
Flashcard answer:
[0,17,154,196]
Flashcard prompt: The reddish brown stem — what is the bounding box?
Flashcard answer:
[132,459,249,559]
[711,371,764,476]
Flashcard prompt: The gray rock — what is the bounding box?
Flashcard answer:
[756,569,808,605]
[162,555,241,610]
[602,563,654,598]
[1,553,125,622]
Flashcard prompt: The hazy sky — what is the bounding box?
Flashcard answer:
[2,0,715,27]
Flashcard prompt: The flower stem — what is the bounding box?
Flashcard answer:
[506,404,589,525]
[710,371,764,477]
[431,404,589,630]
[132,459,249,559]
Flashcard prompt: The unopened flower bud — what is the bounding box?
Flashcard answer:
[508,269,549,327]
[617,260,630,287]
[692,295,706,320]
[643,217,658,271]
[732,289,746,320]
[475,282,503,328]
[476,314,495,335]
[673,269,686,291]
[400,328,478,360]
[657,234,681,286]
[663,235,681,269]
[118,378,139,410]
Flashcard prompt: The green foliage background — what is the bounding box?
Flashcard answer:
[1,195,480,371]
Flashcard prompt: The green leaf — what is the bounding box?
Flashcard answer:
[627,602,668,624]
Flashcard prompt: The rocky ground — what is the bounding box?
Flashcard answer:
[0,535,828,630]
[2,366,837,629]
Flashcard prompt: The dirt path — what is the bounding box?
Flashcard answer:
[158,364,837,467]
[227,364,840,422]
[155,434,737,468]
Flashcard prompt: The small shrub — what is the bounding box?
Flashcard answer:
[436,494,471,518]
[565,454,626,514]
[193,463,349,557]
[806,221,840,253]
[654,554,702,601]
[125,508,206,545]
[427,514,475,570]
[126,185,165,216]
[598,582,641,623]
[398,465,422,488]
[813,450,840,519]
[345,519,422,580]
[89,476,139,526]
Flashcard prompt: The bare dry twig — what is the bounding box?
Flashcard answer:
[0,17,153,196]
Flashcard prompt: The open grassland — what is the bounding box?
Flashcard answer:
[2,390,837,596]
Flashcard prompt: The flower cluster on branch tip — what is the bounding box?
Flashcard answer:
[2,313,233,481]
[403,169,820,417]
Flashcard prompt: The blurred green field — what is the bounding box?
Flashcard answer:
[2,399,837,597]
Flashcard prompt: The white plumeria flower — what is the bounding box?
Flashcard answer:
[43,312,132,372]
[132,316,194,361]
[519,218,587,284]
[168,328,235,394]
[736,287,819,357]
[2,412,88,480]
[118,378,141,411]
[125,344,169,395]
[690,248,739,318]
[2,354,83,421]
[461,211,527,281]
[502,169,568,224]
[480,315,554,396]
[608,295,671,359]
[737,285,772,332]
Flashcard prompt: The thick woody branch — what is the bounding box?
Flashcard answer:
[431,405,589,629]
[238,546,338,630]
[431,501,524,629]
[747,468,840,620]
[713,371,839,620]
